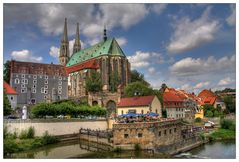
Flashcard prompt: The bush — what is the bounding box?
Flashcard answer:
[220,119,235,130]
[195,117,202,123]
[113,147,122,153]
[205,110,213,117]
[27,127,35,139]
[134,143,141,151]
[41,131,59,145]
[19,130,28,139]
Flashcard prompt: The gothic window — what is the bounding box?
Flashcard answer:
[44,90,48,94]
[45,80,48,84]
[33,75,37,79]
[32,88,36,93]
[33,80,37,84]
[44,85,48,89]
[24,79,28,84]
[15,78,20,84]
[21,74,25,78]
[33,84,37,88]
[21,84,26,88]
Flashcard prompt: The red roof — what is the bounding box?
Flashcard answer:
[198,89,215,98]
[65,59,99,74]
[163,92,184,102]
[202,96,216,105]
[118,95,155,107]
[4,81,17,95]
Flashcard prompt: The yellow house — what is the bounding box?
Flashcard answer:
[195,106,204,119]
[117,95,162,117]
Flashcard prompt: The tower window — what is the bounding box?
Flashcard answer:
[15,78,20,84]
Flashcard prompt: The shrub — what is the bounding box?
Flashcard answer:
[113,147,122,153]
[41,131,59,145]
[205,110,213,117]
[220,119,234,130]
[134,143,141,151]
[19,130,28,139]
[27,127,35,139]
[195,117,202,123]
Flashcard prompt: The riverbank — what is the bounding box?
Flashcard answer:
[208,128,235,141]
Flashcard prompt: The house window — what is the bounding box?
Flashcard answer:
[138,133,143,138]
[156,109,158,114]
[41,87,45,93]
[15,78,20,84]
[58,81,62,85]
[58,86,62,89]
[58,90,62,94]
[33,80,37,84]
[21,84,26,88]
[44,90,48,94]
[44,85,48,89]
[45,80,48,84]
[59,76,62,80]
[45,75,48,79]
[10,96,14,100]
[21,79,25,84]
[32,89,36,93]
[31,99,36,104]
[124,134,129,139]
[21,88,27,93]
[44,95,47,99]
[164,130,167,135]
[58,96,61,100]
[33,84,37,88]
[158,131,161,137]
[24,79,28,84]
[21,74,25,78]
[174,128,177,133]
[33,75,37,79]
[141,110,144,114]
[169,129,172,134]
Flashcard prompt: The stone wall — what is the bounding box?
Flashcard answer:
[4,119,108,136]
[112,119,184,149]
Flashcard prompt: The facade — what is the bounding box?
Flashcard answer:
[59,18,131,114]
[4,81,18,109]
[198,89,226,110]
[163,88,196,121]
[10,60,68,107]
[117,95,162,117]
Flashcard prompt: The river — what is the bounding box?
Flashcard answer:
[10,140,235,159]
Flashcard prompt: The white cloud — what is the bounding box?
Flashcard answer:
[218,77,235,86]
[148,67,156,75]
[11,49,42,63]
[116,37,127,46]
[170,55,235,76]
[180,84,192,91]
[167,6,220,54]
[150,4,167,15]
[194,81,210,89]
[127,51,164,69]
[226,4,236,26]
[49,46,59,58]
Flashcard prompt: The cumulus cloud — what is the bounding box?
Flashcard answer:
[49,46,59,58]
[170,55,235,76]
[167,6,220,54]
[150,4,167,15]
[116,37,127,46]
[11,49,42,62]
[148,67,156,75]
[127,51,164,69]
[226,4,236,26]
[194,81,210,89]
[218,77,235,86]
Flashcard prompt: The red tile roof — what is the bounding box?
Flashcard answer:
[11,60,67,76]
[4,81,17,95]
[118,95,155,107]
[198,89,217,106]
[65,59,99,74]
[163,92,184,102]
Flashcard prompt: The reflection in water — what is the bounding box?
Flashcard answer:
[13,140,235,159]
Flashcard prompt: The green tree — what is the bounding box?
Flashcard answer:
[4,94,12,116]
[205,110,214,117]
[222,96,235,113]
[109,71,120,92]
[4,60,11,84]
[130,70,150,86]
[85,71,102,93]
[124,81,154,97]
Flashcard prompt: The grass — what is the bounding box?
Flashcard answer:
[209,128,235,141]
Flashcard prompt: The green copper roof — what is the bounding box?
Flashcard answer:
[66,38,125,67]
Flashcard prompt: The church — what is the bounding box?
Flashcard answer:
[59,18,131,115]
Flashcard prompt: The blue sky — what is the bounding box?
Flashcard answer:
[3,3,236,94]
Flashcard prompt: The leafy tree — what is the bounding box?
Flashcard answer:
[213,110,219,117]
[4,60,11,84]
[130,70,150,86]
[195,117,202,123]
[124,81,154,97]
[86,70,102,93]
[205,110,213,117]
[222,96,235,113]
[109,70,120,92]
[4,94,12,116]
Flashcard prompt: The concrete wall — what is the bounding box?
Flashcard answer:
[4,120,108,136]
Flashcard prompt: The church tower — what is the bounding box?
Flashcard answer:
[59,18,69,66]
[73,23,81,54]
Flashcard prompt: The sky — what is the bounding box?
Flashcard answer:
[3,3,236,94]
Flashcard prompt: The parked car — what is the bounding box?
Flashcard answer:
[57,115,64,119]
[204,122,214,129]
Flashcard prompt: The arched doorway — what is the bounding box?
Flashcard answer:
[106,100,116,117]
[92,100,98,106]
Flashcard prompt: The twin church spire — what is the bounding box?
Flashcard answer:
[59,18,107,66]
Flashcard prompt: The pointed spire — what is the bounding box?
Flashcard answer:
[62,18,68,42]
[73,22,81,54]
[103,25,107,42]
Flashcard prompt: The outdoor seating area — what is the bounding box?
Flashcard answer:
[115,112,175,123]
